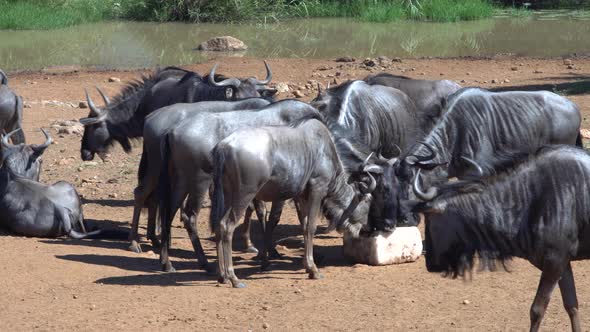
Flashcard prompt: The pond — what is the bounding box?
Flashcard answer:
[1,10,589,71]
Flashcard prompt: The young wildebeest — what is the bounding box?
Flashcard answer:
[0,81,25,144]
[363,73,462,130]
[407,145,590,331]
[0,129,95,238]
[79,61,275,161]
[128,98,271,253]
[157,100,326,273]
[208,118,380,288]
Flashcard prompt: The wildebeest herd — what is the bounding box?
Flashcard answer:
[0,62,587,331]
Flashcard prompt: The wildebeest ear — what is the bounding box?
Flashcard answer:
[79,117,104,126]
[225,87,234,99]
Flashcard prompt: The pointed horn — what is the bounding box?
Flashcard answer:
[317,82,322,95]
[253,60,272,85]
[95,86,110,105]
[30,128,52,154]
[327,81,331,90]
[362,172,377,193]
[413,169,439,201]
[461,156,483,176]
[85,89,102,117]
[361,152,374,169]
[393,144,402,157]
[1,128,21,149]
[208,63,241,88]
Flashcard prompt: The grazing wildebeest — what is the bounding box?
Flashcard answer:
[399,88,582,189]
[0,84,25,144]
[0,68,7,85]
[364,73,462,129]
[1,128,50,181]
[156,100,325,273]
[128,98,272,253]
[408,145,590,332]
[207,118,380,288]
[311,79,427,228]
[79,61,275,161]
[0,129,96,238]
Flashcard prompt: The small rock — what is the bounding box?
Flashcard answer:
[376,56,391,65]
[362,58,376,67]
[108,77,121,83]
[439,73,444,76]
[534,70,543,74]
[262,305,271,311]
[57,158,69,166]
[462,299,470,305]
[564,59,573,66]
[567,65,575,70]
[24,103,32,109]
[109,193,118,199]
[491,79,498,84]
[483,80,488,84]
[274,82,289,94]
[391,57,402,63]
[293,90,304,98]
[335,56,355,63]
[79,101,88,109]
[511,67,518,71]
[294,288,302,294]
[196,36,247,51]
[460,79,466,83]
[263,322,270,329]
[332,78,338,85]
[419,72,425,76]
[335,71,342,77]
[316,65,331,71]
[73,295,78,299]
[77,166,83,172]
[410,67,416,71]
[107,178,119,184]
[504,79,510,83]
[466,72,471,76]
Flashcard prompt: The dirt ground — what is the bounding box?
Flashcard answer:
[1,56,590,331]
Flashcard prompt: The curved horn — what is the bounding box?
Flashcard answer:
[208,63,241,88]
[85,89,102,117]
[413,169,439,201]
[393,144,402,157]
[461,156,483,176]
[253,60,272,85]
[326,81,331,90]
[96,86,110,105]
[30,128,52,154]
[414,142,436,161]
[359,172,377,194]
[1,128,21,149]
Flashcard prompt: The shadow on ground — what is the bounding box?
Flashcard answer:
[490,74,590,95]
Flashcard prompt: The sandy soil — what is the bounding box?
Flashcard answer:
[1,56,590,331]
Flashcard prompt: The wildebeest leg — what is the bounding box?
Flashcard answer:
[181,185,214,273]
[241,202,261,254]
[146,202,160,249]
[217,206,247,288]
[159,178,191,273]
[129,187,148,253]
[298,193,323,280]
[260,200,285,270]
[530,267,562,332]
[558,263,581,332]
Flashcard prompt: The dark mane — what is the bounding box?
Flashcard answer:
[364,73,412,81]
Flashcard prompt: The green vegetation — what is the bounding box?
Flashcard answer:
[1,0,585,30]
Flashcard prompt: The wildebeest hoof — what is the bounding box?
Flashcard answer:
[269,248,282,259]
[128,242,142,253]
[245,246,259,254]
[232,281,247,288]
[162,263,176,273]
[308,271,324,280]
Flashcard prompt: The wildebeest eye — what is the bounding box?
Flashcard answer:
[225,87,234,99]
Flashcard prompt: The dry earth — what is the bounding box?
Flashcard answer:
[1,56,590,331]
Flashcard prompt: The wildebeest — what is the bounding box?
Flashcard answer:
[408,145,590,332]
[364,73,462,129]
[0,68,7,85]
[79,61,275,161]
[156,100,325,273]
[0,83,25,144]
[208,118,380,288]
[401,88,581,183]
[311,80,427,228]
[0,129,96,238]
[1,128,50,181]
[128,98,271,253]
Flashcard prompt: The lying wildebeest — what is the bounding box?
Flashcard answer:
[408,145,590,332]
[128,98,272,253]
[364,73,462,129]
[399,88,581,192]
[0,68,7,85]
[0,83,25,144]
[311,79,427,229]
[0,129,97,238]
[79,61,275,161]
[208,118,380,288]
[156,100,329,273]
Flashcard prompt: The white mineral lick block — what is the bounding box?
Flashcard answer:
[343,227,422,265]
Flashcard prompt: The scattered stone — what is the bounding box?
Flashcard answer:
[263,323,270,329]
[462,299,470,305]
[419,72,425,76]
[73,295,78,299]
[511,67,518,71]
[362,58,376,67]
[109,193,118,199]
[316,65,331,71]
[293,90,305,98]
[391,57,402,63]
[274,82,289,94]
[533,70,543,74]
[410,67,416,71]
[567,65,575,70]
[491,79,498,84]
[79,101,88,109]
[439,73,444,76]
[50,120,84,136]
[483,80,488,84]
[196,36,247,51]
[376,56,391,65]
[335,71,342,77]
[108,77,121,83]
[107,178,119,184]
[564,59,573,66]
[57,158,70,166]
[262,305,271,311]
[294,289,302,295]
[466,72,472,76]
[335,56,355,63]
[504,79,510,83]
[24,103,32,109]
[460,79,466,83]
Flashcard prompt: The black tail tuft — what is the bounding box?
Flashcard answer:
[209,145,228,232]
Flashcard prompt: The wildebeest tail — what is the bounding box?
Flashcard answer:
[157,133,173,239]
[576,131,584,148]
[210,145,227,232]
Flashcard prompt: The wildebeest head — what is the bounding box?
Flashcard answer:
[1,128,52,181]
[80,87,111,161]
[206,60,277,101]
